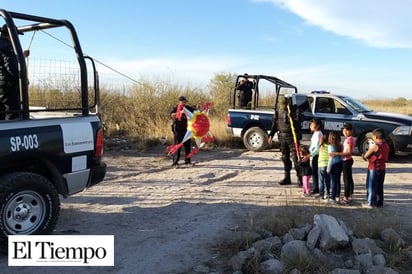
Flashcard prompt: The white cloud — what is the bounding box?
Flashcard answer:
[256,0,412,48]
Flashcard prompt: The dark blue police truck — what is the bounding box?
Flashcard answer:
[226,74,412,155]
[0,10,106,240]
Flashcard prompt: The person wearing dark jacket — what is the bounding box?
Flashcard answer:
[268,95,302,185]
[236,74,254,108]
[0,25,21,120]
[169,96,196,168]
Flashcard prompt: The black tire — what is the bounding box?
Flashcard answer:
[359,132,374,154]
[0,172,60,240]
[243,127,268,152]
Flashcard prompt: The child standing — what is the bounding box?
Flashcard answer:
[331,123,355,203]
[327,131,343,203]
[362,128,390,208]
[298,144,312,196]
[317,133,330,200]
[309,118,323,194]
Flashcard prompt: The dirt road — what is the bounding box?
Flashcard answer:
[1,147,411,273]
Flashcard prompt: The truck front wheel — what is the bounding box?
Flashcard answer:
[359,133,374,155]
[243,127,268,152]
[0,172,60,240]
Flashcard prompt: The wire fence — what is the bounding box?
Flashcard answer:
[27,57,135,93]
[27,58,81,91]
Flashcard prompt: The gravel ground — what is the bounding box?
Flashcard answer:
[1,146,411,273]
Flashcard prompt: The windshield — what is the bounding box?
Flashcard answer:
[340,96,371,113]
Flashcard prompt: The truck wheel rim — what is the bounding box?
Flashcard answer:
[3,190,46,234]
[362,138,375,154]
[249,133,261,147]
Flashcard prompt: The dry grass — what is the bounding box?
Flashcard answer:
[360,97,412,116]
[29,77,412,150]
[102,90,412,151]
[282,252,327,274]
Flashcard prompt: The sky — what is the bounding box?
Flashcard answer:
[2,0,412,99]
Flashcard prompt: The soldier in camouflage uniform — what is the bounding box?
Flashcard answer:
[268,96,302,186]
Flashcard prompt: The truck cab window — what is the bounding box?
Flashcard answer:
[316,98,333,113]
[335,100,352,115]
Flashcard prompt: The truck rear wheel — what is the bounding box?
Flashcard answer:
[243,127,268,152]
[0,172,60,240]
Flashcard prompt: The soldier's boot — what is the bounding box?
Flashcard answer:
[297,176,303,187]
[278,173,292,185]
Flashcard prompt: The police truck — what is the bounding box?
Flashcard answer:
[0,10,106,240]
